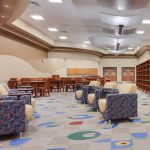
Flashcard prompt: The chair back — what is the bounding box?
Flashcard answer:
[20,78,31,86]
[119,84,137,94]
[0,84,9,95]
[89,80,100,87]
[2,83,10,91]
[104,82,117,89]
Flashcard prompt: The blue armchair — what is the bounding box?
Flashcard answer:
[0,100,26,136]
[0,83,35,107]
[75,81,100,104]
[98,84,138,121]
[87,82,118,110]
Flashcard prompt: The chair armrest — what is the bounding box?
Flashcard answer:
[0,95,18,101]
[0,100,26,135]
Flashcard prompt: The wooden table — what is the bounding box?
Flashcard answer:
[31,81,46,97]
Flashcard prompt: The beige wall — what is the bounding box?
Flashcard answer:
[48,52,138,82]
[0,55,48,83]
[100,58,138,82]
[0,35,140,83]
[0,35,52,73]
[138,50,150,64]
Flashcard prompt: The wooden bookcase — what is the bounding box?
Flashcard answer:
[122,67,135,83]
[136,60,150,94]
[103,67,117,81]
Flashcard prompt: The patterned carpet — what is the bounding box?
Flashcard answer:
[0,91,150,150]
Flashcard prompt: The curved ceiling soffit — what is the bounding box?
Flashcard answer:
[0,0,29,26]
[51,47,104,58]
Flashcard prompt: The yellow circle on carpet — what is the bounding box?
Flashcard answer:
[115,141,130,146]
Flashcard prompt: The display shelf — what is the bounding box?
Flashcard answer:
[136,60,150,94]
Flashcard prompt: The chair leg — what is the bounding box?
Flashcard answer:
[19,132,23,138]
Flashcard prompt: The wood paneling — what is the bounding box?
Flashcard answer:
[67,68,98,76]
[103,67,117,81]
[122,67,135,82]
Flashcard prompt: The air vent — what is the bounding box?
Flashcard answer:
[30,0,40,6]
[123,28,136,35]
[102,27,116,34]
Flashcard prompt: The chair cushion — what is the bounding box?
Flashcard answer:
[98,99,106,113]
[89,81,100,87]
[31,98,36,108]
[119,84,137,94]
[0,85,9,95]
[2,83,10,92]
[88,93,95,105]
[76,90,83,99]
[25,105,33,122]
[104,82,117,89]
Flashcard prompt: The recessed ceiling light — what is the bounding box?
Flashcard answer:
[128,47,133,50]
[136,30,144,34]
[59,36,67,40]
[30,15,44,20]
[142,20,150,24]
[1,15,6,18]
[48,27,58,32]
[4,5,10,8]
[84,41,91,44]
[49,0,62,3]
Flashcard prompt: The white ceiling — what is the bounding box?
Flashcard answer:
[19,0,150,54]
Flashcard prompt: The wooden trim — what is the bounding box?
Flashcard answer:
[67,68,98,76]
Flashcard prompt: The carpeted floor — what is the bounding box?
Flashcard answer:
[0,91,150,150]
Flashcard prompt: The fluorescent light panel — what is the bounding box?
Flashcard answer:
[49,0,62,3]
[30,15,44,20]
[128,47,133,50]
[136,30,144,34]
[48,27,58,32]
[84,41,91,44]
[59,36,67,39]
[142,20,150,24]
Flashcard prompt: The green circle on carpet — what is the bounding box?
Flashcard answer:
[68,131,101,140]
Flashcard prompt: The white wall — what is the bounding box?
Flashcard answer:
[100,58,138,82]
[138,50,150,64]
[0,55,48,83]
[48,52,138,82]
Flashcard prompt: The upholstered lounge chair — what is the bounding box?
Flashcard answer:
[75,81,100,104]
[98,84,137,121]
[0,83,36,109]
[0,100,26,136]
[87,82,118,110]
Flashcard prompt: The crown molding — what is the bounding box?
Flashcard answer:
[136,45,150,57]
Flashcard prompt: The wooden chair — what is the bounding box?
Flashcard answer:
[50,78,61,92]
[20,78,31,86]
[38,78,51,96]
[65,78,75,92]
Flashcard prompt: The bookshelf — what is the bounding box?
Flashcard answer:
[136,60,150,94]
